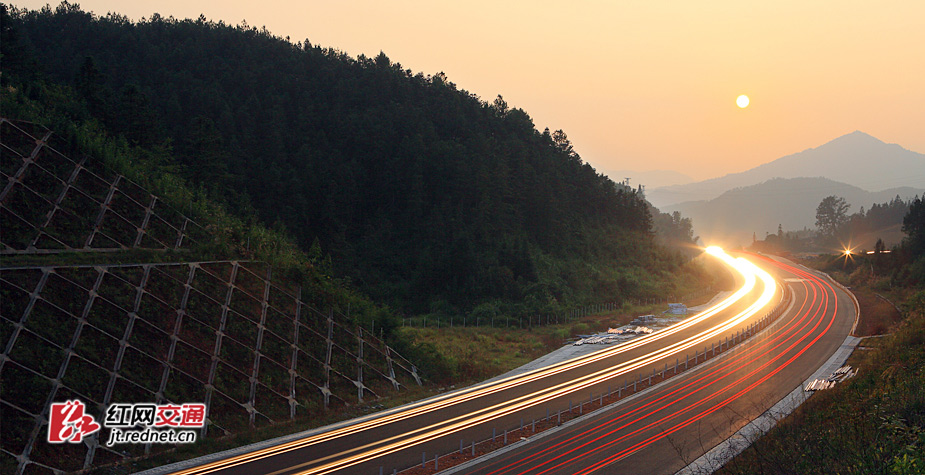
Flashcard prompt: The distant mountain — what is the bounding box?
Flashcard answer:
[602,169,693,190]
[664,177,922,247]
[648,132,925,208]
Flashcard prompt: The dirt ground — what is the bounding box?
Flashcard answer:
[851,287,902,336]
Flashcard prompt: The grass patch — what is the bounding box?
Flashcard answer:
[398,325,563,384]
[398,291,723,387]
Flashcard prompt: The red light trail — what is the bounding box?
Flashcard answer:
[478,258,839,475]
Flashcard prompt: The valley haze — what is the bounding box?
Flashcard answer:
[627,132,923,246]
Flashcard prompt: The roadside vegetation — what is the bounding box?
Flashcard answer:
[718,197,925,475]
[399,254,731,385]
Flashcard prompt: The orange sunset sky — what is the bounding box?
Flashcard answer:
[13,0,925,183]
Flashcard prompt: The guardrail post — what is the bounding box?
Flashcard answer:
[422,452,426,468]
[472,440,475,456]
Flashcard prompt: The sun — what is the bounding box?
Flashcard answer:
[736,95,750,108]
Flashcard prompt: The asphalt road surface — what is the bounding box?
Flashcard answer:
[456,254,856,475]
[156,250,854,475]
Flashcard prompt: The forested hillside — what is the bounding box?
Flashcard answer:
[3,2,697,314]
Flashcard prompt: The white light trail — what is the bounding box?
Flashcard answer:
[174,248,777,475]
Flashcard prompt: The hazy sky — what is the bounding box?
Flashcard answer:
[14,1,925,182]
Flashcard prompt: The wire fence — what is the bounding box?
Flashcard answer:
[0,119,421,474]
[0,260,421,474]
[0,118,209,255]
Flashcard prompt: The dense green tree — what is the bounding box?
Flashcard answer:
[816,195,850,239]
[0,3,31,85]
[114,84,161,147]
[181,115,230,190]
[903,197,925,254]
[4,3,690,313]
[651,209,696,247]
[74,56,105,114]
[825,196,913,248]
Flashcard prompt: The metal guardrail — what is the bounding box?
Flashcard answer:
[390,283,794,474]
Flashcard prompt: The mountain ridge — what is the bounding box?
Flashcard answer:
[647,131,925,208]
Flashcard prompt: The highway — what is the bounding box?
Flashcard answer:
[156,249,853,475]
[455,254,856,475]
